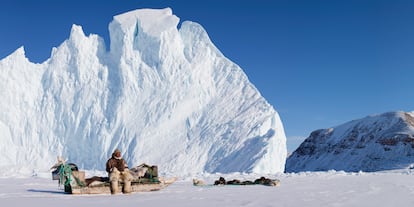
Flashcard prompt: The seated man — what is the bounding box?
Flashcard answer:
[106,149,133,194]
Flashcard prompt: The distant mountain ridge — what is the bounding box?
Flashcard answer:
[0,8,287,176]
[286,111,414,172]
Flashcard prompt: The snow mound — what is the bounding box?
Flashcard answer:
[0,8,286,177]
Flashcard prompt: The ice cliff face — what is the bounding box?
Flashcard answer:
[286,111,414,172]
[0,8,287,176]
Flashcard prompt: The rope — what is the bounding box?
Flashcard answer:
[58,164,72,187]
[74,175,86,187]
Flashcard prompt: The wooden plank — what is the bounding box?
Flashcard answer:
[70,180,173,195]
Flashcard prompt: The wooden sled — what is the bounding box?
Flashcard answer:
[69,175,176,195]
[52,162,176,195]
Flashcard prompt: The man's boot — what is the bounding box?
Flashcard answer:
[121,169,133,194]
[109,168,120,194]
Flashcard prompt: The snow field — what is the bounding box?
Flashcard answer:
[2,170,414,207]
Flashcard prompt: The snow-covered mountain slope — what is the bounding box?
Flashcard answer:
[0,8,286,176]
[286,111,414,172]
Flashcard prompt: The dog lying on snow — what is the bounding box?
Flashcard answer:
[192,179,206,186]
[193,176,280,187]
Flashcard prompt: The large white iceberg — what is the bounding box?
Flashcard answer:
[0,8,286,176]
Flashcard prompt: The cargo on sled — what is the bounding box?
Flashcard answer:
[51,158,176,195]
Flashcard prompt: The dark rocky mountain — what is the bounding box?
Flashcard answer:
[286,111,414,172]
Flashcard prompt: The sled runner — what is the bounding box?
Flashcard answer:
[51,159,176,195]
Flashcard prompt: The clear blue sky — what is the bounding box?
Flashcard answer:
[1,0,414,152]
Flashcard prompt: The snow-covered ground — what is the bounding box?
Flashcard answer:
[2,170,414,207]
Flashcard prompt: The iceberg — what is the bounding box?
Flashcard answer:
[0,8,286,176]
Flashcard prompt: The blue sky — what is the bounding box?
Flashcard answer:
[1,0,414,152]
